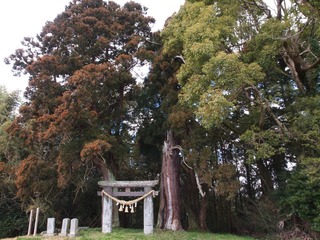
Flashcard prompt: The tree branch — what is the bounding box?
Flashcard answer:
[171,145,206,197]
[244,86,290,135]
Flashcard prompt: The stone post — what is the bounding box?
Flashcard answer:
[59,218,70,236]
[143,187,154,234]
[46,218,55,236]
[102,187,113,233]
[33,208,40,236]
[69,218,79,237]
[27,209,34,236]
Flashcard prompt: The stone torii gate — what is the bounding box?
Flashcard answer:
[98,180,159,234]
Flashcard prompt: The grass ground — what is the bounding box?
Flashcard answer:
[11,228,256,240]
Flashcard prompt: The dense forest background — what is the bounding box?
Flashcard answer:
[1,0,320,239]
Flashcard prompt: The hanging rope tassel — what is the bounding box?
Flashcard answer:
[119,205,123,212]
[130,205,135,213]
[125,205,129,213]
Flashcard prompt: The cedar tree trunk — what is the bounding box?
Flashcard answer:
[157,130,183,230]
[199,192,208,231]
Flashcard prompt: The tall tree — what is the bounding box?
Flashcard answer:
[159,0,320,235]
[0,86,25,237]
[5,0,155,226]
[136,45,184,230]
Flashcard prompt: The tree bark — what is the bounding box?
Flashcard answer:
[157,129,183,230]
[181,167,200,230]
[257,159,274,196]
[199,194,208,231]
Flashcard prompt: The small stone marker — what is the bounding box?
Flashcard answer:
[59,218,70,236]
[46,218,55,236]
[69,218,79,237]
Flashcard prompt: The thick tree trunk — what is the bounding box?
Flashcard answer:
[157,130,183,230]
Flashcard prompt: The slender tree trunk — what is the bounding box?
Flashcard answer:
[276,0,283,20]
[199,194,208,231]
[157,130,183,230]
[244,163,254,199]
[257,159,274,196]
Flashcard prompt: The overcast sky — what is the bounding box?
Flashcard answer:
[0,0,185,93]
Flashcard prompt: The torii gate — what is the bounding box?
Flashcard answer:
[98,180,159,234]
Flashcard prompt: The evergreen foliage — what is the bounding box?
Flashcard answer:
[2,0,320,238]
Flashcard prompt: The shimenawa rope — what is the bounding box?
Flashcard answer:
[101,190,156,213]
